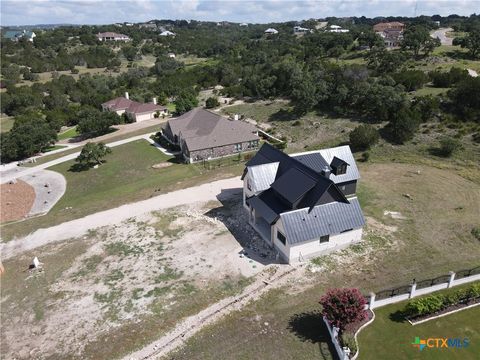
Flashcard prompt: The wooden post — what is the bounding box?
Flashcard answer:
[448,271,456,288]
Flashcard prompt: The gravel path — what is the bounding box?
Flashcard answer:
[123,265,297,360]
[0,177,242,259]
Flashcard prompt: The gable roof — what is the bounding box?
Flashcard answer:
[245,143,351,218]
[280,197,365,244]
[102,97,135,111]
[247,162,279,193]
[292,145,359,184]
[167,108,259,151]
[102,96,165,114]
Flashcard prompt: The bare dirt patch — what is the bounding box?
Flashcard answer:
[0,180,35,222]
[1,200,267,359]
[152,162,172,169]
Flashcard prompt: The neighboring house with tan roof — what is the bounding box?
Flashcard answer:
[101,92,167,122]
[96,32,130,41]
[163,108,260,163]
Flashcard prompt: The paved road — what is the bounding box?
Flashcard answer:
[0,177,242,259]
[431,27,453,46]
[0,133,157,184]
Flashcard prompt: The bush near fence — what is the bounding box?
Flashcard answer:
[405,283,480,317]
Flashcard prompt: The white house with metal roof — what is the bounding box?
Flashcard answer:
[242,143,365,263]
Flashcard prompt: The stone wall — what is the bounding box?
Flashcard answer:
[188,141,259,163]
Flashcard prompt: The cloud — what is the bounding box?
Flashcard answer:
[0,0,478,26]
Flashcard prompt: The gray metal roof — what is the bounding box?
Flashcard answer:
[318,146,359,183]
[247,162,279,193]
[280,197,365,245]
[292,146,359,184]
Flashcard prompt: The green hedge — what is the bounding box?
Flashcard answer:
[405,283,480,317]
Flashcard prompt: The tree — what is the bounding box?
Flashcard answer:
[205,96,220,109]
[385,106,421,144]
[320,288,368,331]
[358,30,384,48]
[393,70,429,91]
[402,25,439,58]
[453,28,480,58]
[174,90,199,114]
[0,115,57,163]
[75,142,111,168]
[77,108,118,137]
[448,77,480,122]
[349,124,379,151]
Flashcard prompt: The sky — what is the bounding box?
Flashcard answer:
[1,0,478,26]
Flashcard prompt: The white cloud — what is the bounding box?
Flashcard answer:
[0,0,478,26]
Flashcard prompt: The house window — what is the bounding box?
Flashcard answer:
[320,235,329,243]
[247,179,252,191]
[277,231,286,246]
[234,143,242,152]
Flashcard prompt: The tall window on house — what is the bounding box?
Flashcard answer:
[320,235,329,243]
[234,143,242,152]
[277,231,286,246]
[247,179,252,191]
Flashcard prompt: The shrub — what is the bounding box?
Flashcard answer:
[341,333,357,353]
[320,288,368,331]
[471,227,480,240]
[205,96,220,109]
[438,136,462,157]
[349,124,379,151]
[405,295,444,316]
[467,283,480,299]
[361,151,370,162]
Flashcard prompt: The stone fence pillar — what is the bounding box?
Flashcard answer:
[409,282,417,298]
[448,271,456,288]
[369,292,375,309]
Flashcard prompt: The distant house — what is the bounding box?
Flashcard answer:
[167,53,176,58]
[293,26,311,34]
[243,144,365,263]
[264,28,279,35]
[373,22,405,48]
[373,22,405,33]
[160,30,175,36]
[327,25,349,33]
[240,22,249,27]
[139,22,157,30]
[163,108,260,163]
[3,30,36,42]
[101,92,167,122]
[96,32,130,42]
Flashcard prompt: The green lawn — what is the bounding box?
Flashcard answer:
[358,285,480,360]
[44,145,67,152]
[57,126,78,140]
[0,115,15,133]
[1,139,244,240]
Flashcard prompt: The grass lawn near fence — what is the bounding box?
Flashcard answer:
[1,139,244,240]
[57,126,78,140]
[358,283,480,360]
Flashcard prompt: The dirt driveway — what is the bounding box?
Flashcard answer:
[1,177,243,259]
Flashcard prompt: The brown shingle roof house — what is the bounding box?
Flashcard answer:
[101,92,167,122]
[163,108,260,163]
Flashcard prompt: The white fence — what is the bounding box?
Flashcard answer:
[323,316,351,360]
[368,269,480,310]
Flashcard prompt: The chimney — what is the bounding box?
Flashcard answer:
[321,165,331,178]
[152,97,157,105]
[125,92,129,100]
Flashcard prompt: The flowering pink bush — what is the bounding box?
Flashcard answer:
[320,288,368,331]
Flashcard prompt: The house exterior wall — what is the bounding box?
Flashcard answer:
[270,216,362,263]
[186,140,259,163]
[133,112,155,122]
[337,180,357,196]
